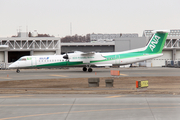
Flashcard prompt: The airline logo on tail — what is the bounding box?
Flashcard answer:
[149,35,160,51]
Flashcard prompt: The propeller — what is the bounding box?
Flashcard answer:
[63,53,69,59]
[63,52,69,65]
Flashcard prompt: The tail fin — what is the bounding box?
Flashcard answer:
[144,30,169,53]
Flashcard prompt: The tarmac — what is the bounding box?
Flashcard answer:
[1,94,180,120]
[1,67,180,119]
[0,67,180,81]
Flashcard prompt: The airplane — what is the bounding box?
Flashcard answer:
[9,30,169,73]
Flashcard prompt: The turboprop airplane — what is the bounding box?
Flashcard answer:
[9,30,169,73]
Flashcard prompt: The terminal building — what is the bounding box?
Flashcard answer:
[0,29,180,68]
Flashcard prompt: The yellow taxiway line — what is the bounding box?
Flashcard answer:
[120,74,128,76]
[49,74,67,77]
[0,95,33,98]
[0,77,12,79]
[106,95,124,98]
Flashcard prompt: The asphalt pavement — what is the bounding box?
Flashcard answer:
[0,67,180,81]
[0,94,180,120]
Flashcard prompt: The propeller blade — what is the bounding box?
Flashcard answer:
[63,54,69,59]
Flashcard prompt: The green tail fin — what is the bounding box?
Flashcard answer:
[144,30,169,53]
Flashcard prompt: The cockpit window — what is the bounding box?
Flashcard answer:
[18,58,26,61]
[21,58,26,61]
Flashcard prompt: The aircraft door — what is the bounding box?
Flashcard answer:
[17,61,19,68]
[31,57,36,66]
[115,55,120,64]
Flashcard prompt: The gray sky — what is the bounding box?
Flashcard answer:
[0,0,180,37]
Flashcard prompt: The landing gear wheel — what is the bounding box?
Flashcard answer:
[83,67,87,72]
[88,68,93,72]
[16,69,20,73]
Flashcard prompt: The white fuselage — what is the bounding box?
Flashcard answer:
[9,51,163,69]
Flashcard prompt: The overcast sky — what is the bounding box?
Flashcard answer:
[0,0,180,37]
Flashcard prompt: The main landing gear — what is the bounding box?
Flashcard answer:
[82,67,93,72]
[16,69,20,73]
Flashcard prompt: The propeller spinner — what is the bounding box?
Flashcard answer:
[63,53,69,59]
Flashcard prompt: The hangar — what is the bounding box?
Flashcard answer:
[0,32,60,68]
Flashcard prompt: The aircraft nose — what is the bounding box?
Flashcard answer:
[9,63,17,69]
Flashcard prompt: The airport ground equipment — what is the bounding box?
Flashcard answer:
[174,60,180,68]
[88,78,100,87]
[166,60,174,67]
[165,60,180,68]
[105,79,114,87]
[174,60,178,67]
[136,80,148,88]
[111,70,120,76]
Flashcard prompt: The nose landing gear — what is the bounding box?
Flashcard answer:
[16,69,20,73]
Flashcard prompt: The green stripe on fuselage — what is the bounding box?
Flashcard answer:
[31,61,84,67]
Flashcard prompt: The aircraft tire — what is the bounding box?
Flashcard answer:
[88,68,93,72]
[83,67,87,72]
[16,69,20,73]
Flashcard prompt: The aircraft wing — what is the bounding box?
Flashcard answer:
[81,52,95,56]
[74,51,95,56]
[69,52,106,63]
